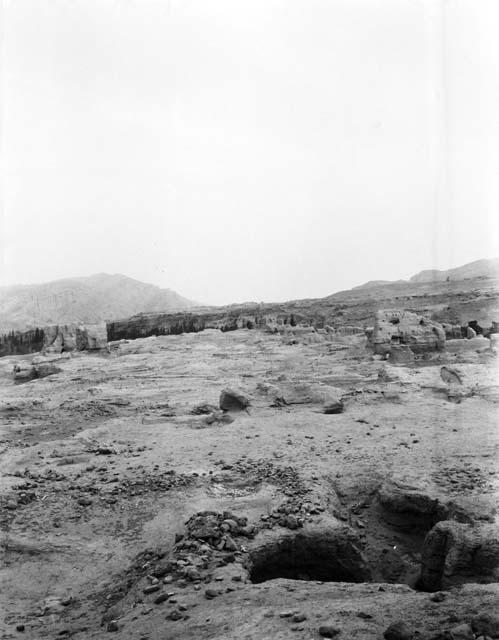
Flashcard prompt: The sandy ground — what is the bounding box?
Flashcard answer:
[0,329,498,639]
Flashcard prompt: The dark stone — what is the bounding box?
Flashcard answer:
[323,401,344,415]
[319,625,341,638]
[293,613,307,623]
[191,403,218,415]
[219,389,250,411]
[77,497,93,507]
[154,593,169,605]
[143,584,160,595]
[384,621,414,640]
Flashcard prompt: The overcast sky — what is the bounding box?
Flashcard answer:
[1,0,498,305]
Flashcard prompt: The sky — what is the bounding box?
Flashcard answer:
[1,0,498,305]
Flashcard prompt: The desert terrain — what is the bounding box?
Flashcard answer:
[0,269,498,640]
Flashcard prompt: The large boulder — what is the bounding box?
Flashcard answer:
[418,520,499,591]
[219,389,250,411]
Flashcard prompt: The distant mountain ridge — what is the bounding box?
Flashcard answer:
[1,258,497,333]
[0,273,196,332]
[409,258,499,283]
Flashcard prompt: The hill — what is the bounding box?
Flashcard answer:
[409,258,499,283]
[0,273,196,332]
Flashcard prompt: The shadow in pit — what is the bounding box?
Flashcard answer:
[247,529,372,584]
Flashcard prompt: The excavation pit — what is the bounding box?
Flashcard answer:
[247,529,372,584]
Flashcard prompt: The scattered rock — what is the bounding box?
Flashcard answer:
[143,584,160,594]
[292,613,307,623]
[384,620,414,640]
[191,403,218,415]
[471,613,499,638]
[154,593,169,604]
[167,609,183,621]
[219,389,250,411]
[204,411,235,426]
[449,623,474,640]
[323,401,344,414]
[319,625,341,638]
[440,366,463,385]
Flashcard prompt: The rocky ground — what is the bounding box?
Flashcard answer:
[0,328,498,639]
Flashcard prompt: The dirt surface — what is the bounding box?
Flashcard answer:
[1,329,498,639]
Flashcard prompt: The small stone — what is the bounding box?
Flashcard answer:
[16,624,25,632]
[154,593,169,605]
[319,625,341,638]
[106,620,119,632]
[167,609,182,621]
[284,514,300,530]
[5,500,18,510]
[143,585,160,595]
[280,611,296,618]
[449,623,474,640]
[224,536,238,551]
[77,497,92,507]
[323,401,344,414]
[205,589,219,599]
[430,592,446,603]
[384,621,414,640]
[293,613,308,623]
[184,567,201,581]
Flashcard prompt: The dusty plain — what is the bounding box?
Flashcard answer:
[0,327,498,639]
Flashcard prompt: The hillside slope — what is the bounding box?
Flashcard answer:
[0,273,196,331]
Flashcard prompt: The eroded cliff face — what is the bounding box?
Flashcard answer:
[106,309,307,341]
[0,323,107,357]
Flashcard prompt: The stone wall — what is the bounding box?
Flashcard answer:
[369,309,446,355]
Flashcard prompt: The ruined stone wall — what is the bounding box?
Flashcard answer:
[370,309,445,355]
